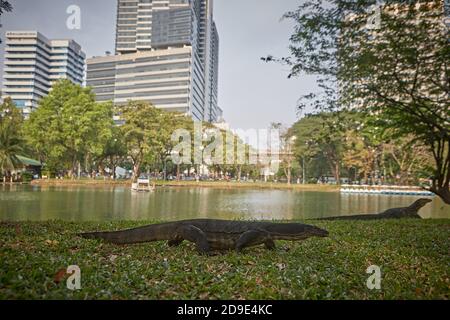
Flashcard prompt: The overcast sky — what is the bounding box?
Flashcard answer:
[0,0,317,130]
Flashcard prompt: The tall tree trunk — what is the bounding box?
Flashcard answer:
[112,157,117,180]
[284,166,292,185]
[288,163,292,185]
[430,186,450,205]
[132,158,142,183]
[85,154,90,174]
[429,138,450,205]
[70,156,77,180]
[328,159,340,185]
[335,163,341,185]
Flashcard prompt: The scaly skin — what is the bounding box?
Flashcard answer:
[80,219,329,254]
[318,198,432,221]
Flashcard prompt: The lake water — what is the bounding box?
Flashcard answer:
[0,185,448,221]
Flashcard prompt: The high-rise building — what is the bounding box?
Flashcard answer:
[116,0,202,55]
[87,0,219,122]
[206,20,219,122]
[87,47,206,121]
[2,31,85,115]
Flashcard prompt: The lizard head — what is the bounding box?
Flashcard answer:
[265,223,329,240]
[411,198,432,210]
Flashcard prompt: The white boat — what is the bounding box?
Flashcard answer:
[131,178,156,192]
[340,185,434,196]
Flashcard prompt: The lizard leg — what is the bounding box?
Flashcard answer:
[235,230,268,253]
[167,238,184,247]
[179,225,210,255]
[264,239,276,250]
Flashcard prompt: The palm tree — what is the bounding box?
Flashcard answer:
[0,124,22,182]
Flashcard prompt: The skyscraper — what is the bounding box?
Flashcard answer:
[206,20,219,122]
[2,31,85,116]
[87,47,206,120]
[116,0,201,55]
[87,0,220,122]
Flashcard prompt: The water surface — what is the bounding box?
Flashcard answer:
[0,185,448,221]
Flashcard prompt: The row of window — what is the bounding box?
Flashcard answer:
[115,80,190,91]
[115,62,190,75]
[86,79,115,86]
[119,71,190,82]
[115,97,189,105]
[96,95,189,108]
[114,88,189,98]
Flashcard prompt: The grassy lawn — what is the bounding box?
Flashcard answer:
[0,219,448,300]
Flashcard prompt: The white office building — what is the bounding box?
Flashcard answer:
[2,31,85,115]
[87,0,220,122]
[87,47,206,120]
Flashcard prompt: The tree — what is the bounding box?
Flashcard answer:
[292,112,350,184]
[274,0,449,203]
[156,111,194,180]
[0,1,12,44]
[96,125,127,179]
[343,129,378,184]
[0,0,12,14]
[229,134,255,182]
[382,135,434,186]
[339,1,449,202]
[341,113,382,184]
[0,98,23,181]
[119,101,166,182]
[24,80,114,178]
[270,123,297,184]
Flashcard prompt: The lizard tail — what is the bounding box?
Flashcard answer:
[79,223,174,245]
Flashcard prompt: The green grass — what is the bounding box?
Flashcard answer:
[0,219,448,300]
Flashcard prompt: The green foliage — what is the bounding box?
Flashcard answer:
[0,1,12,44]
[41,168,55,179]
[117,101,255,182]
[98,125,128,178]
[0,0,12,15]
[338,1,449,200]
[119,101,169,180]
[0,98,23,176]
[280,0,449,201]
[21,171,33,183]
[292,111,354,183]
[24,80,114,176]
[291,110,434,185]
[16,89,256,182]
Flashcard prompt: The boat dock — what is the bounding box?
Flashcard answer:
[340,185,435,196]
[131,178,155,192]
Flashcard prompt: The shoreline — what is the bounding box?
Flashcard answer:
[29,179,339,192]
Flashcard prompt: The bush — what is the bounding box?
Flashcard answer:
[41,169,55,179]
[21,171,34,183]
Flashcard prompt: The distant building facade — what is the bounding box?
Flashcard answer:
[87,47,206,120]
[2,31,85,115]
[87,0,220,122]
